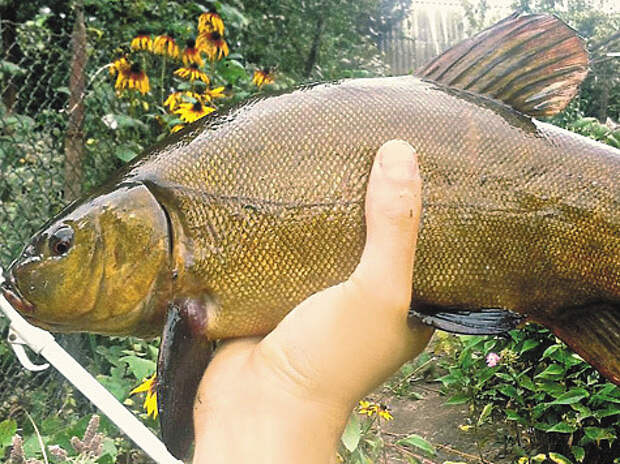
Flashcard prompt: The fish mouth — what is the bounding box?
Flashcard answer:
[1,269,35,314]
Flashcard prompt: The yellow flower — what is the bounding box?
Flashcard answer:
[358,400,378,416]
[182,38,204,66]
[170,124,185,133]
[153,33,180,59]
[174,63,210,83]
[130,374,158,419]
[377,404,393,421]
[204,86,226,101]
[109,56,130,77]
[115,62,150,95]
[198,10,224,35]
[131,31,152,51]
[252,68,275,88]
[164,91,205,111]
[197,30,229,61]
[175,101,215,123]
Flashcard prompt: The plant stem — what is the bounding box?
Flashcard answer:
[161,56,167,103]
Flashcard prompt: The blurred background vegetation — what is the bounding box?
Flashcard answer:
[0,0,618,463]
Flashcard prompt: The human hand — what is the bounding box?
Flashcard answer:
[192,140,433,463]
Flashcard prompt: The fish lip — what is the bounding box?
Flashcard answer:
[0,270,35,314]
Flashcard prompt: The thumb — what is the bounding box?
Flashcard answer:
[352,139,422,313]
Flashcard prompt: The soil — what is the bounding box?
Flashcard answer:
[375,383,516,463]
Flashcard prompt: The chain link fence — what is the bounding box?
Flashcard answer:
[0,11,162,459]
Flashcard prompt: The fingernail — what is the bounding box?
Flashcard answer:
[379,140,417,180]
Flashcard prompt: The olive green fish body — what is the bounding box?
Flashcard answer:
[126,77,619,347]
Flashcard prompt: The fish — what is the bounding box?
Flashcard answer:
[2,12,619,459]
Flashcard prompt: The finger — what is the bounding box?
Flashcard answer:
[351,139,422,315]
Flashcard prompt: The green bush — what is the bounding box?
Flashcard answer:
[438,324,619,463]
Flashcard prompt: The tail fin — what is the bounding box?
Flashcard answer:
[546,303,620,385]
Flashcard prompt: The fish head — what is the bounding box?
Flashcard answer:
[2,183,171,336]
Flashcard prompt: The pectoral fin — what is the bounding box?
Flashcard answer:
[157,298,214,459]
[410,303,525,335]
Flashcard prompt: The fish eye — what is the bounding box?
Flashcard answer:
[49,226,74,256]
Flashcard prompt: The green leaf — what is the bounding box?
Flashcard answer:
[0,60,25,75]
[0,419,17,452]
[548,388,589,405]
[536,381,565,396]
[219,3,249,27]
[497,384,517,398]
[520,339,539,354]
[397,434,436,457]
[542,344,562,359]
[120,355,156,380]
[99,437,118,459]
[494,372,512,382]
[114,144,139,163]
[584,426,616,442]
[517,373,536,391]
[535,363,564,379]
[102,113,148,131]
[477,403,493,426]
[571,446,585,463]
[547,422,576,433]
[217,59,247,84]
[341,413,361,452]
[548,452,573,464]
[444,393,470,405]
[505,409,526,425]
[594,405,620,419]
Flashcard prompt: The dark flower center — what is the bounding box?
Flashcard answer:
[192,101,203,111]
[190,63,199,70]
[186,38,196,48]
[210,31,222,41]
[130,63,142,73]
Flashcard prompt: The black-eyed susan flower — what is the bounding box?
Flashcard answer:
[164,90,204,111]
[164,91,184,111]
[175,100,215,123]
[130,374,158,418]
[198,10,224,35]
[153,33,180,59]
[252,68,275,88]
[115,62,150,95]
[204,86,226,101]
[171,124,185,133]
[109,56,130,77]
[377,404,393,421]
[358,400,378,416]
[174,63,210,83]
[197,30,229,61]
[182,38,204,66]
[131,31,152,51]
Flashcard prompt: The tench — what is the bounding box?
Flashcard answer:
[2,12,619,458]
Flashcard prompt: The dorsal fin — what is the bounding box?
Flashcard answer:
[416,12,588,117]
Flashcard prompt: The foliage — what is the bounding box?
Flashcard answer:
[438,324,620,464]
